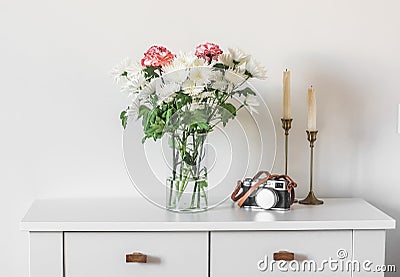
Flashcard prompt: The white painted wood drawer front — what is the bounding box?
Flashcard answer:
[65,232,208,277]
[211,230,352,277]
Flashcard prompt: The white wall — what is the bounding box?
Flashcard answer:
[1,0,399,275]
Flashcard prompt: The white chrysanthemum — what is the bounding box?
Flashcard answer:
[122,72,147,96]
[132,72,147,89]
[127,98,140,120]
[228,48,249,65]
[245,57,267,79]
[157,83,181,104]
[138,79,156,100]
[121,81,140,97]
[182,79,195,89]
[173,51,197,67]
[163,67,189,84]
[212,80,228,91]
[111,57,132,82]
[182,78,206,97]
[199,89,213,100]
[189,67,212,85]
[218,53,234,67]
[192,57,208,67]
[210,70,223,81]
[120,81,133,95]
[224,69,247,85]
[111,58,141,83]
[127,63,144,80]
[184,86,204,97]
[244,94,259,114]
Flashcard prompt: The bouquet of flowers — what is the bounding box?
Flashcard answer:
[113,42,266,211]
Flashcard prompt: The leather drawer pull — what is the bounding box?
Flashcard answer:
[126,252,147,263]
[273,251,295,261]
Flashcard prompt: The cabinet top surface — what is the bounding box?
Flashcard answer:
[20,198,395,231]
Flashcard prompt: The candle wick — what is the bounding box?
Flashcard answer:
[285,68,288,72]
[311,85,313,88]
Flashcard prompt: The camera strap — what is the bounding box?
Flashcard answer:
[231,171,297,208]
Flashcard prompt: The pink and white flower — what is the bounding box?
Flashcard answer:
[195,42,223,63]
[141,46,175,67]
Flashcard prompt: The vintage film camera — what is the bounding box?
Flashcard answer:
[231,171,297,210]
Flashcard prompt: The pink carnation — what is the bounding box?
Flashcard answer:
[195,42,223,63]
[141,46,174,67]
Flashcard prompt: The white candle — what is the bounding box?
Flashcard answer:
[307,86,317,131]
[283,69,291,119]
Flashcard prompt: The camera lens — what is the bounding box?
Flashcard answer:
[255,189,278,210]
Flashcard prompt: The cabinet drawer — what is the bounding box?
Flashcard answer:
[211,230,352,277]
[65,232,208,277]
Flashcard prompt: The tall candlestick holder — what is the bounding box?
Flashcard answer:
[299,130,324,205]
[281,118,293,175]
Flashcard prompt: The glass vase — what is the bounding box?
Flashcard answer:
[166,132,208,212]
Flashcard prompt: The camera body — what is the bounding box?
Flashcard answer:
[241,178,291,210]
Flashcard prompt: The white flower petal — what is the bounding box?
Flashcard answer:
[245,57,267,79]
[127,98,140,120]
[244,94,260,114]
[211,80,228,91]
[139,79,156,100]
[228,48,250,65]
[111,58,141,83]
[156,82,181,104]
[224,69,247,85]
[173,51,197,67]
[218,53,234,67]
[163,68,189,84]
[189,67,212,85]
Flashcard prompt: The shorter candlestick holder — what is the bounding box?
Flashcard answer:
[281,118,293,175]
[299,130,323,205]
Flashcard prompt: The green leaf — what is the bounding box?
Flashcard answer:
[138,105,151,118]
[196,122,211,132]
[234,87,256,97]
[223,103,236,115]
[120,110,126,120]
[166,108,173,124]
[244,70,253,78]
[219,103,237,127]
[183,151,195,166]
[198,180,208,188]
[213,63,228,70]
[175,92,191,109]
[143,66,159,79]
[120,110,128,129]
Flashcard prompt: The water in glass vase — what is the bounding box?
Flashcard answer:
[166,178,208,211]
[165,132,208,212]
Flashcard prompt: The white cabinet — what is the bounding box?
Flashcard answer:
[21,198,395,277]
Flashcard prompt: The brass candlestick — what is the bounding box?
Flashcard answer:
[281,118,293,175]
[299,130,324,205]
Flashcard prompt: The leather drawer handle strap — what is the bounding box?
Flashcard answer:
[126,252,147,263]
[273,251,295,261]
